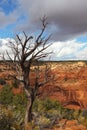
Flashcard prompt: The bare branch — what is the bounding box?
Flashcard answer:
[24,16,50,60]
[2,16,53,123]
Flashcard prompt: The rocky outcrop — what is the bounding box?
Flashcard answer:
[41,62,87,110]
[63,89,87,109]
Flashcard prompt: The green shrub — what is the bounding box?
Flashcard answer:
[33,98,62,113]
[0,84,13,105]
[72,110,82,120]
[46,109,60,119]
[42,98,61,111]
[82,109,87,118]
[38,116,51,129]
[13,93,27,113]
[0,109,24,130]
[0,83,27,111]
[2,87,87,129]
[62,108,75,120]
[77,110,87,127]
[0,84,25,129]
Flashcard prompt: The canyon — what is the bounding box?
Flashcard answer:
[0,61,87,110]
[0,61,87,130]
[40,61,87,110]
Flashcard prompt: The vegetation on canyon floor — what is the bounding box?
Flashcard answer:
[0,84,87,129]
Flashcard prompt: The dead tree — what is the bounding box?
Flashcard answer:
[4,16,53,125]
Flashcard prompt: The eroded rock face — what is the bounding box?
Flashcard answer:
[63,90,87,109]
[41,62,87,110]
[0,61,87,110]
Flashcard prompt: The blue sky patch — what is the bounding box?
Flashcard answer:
[0,28,14,38]
[77,35,87,43]
[0,0,18,15]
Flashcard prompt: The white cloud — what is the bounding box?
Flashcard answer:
[0,38,87,61]
[75,47,87,60]
[46,40,87,60]
[0,38,14,60]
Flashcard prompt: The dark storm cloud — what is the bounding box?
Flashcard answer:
[0,11,19,28]
[0,0,87,41]
[17,0,87,41]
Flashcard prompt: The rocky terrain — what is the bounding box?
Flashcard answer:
[0,61,87,130]
[40,61,87,110]
[40,61,87,109]
[0,61,87,109]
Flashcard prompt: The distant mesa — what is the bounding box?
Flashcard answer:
[77,61,86,67]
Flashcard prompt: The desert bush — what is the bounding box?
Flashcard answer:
[0,109,24,130]
[38,116,51,129]
[62,109,75,120]
[82,109,87,118]
[1,86,87,129]
[46,109,59,118]
[0,83,27,129]
[0,84,13,105]
[72,110,81,120]
[12,92,27,113]
[33,98,62,113]
[64,109,87,128]
[33,98,74,129]
[33,98,87,129]
[42,98,62,111]
[77,110,87,127]
[0,83,27,110]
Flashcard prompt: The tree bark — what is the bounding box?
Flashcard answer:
[28,96,34,122]
[24,99,31,125]
[24,88,35,126]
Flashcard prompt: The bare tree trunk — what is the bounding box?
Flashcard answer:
[24,99,31,125]
[28,95,34,122]
[24,88,35,126]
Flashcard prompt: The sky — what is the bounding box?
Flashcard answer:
[0,0,87,61]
